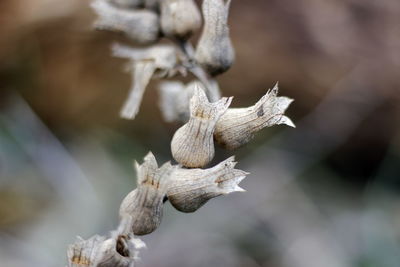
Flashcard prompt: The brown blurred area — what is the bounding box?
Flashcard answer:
[1,0,400,266]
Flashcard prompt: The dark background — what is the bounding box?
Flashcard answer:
[0,0,399,266]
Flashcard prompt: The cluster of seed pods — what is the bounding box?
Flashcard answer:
[91,0,235,119]
[67,1,294,266]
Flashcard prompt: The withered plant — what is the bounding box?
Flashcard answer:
[67,0,294,266]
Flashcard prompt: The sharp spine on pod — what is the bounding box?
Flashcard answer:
[195,0,234,76]
[167,157,248,213]
[91,0,160,44]
[160,0,202,40]
[170,83,233,168]
[67,233,145,267]
[119,152,175,235]
[112,43,180,119]
[215,82,295,150]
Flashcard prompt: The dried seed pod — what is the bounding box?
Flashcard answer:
[158,79,223,123]
[215,83,295,150]
[112,43,180,119]
[171,83,233,168]
[112,43,179,77]
[67,234,145,267]
[91,0,160,44]
[158,80,195,123]
[119,152,175,235]
[167,157,248,212]
[110,0,144,9]
[160,0,202,40]
[195,0,234,76]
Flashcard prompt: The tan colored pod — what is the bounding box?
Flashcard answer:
[112,43,179,119]
[158,80,222,123]
[170,83,233,168]
[167,157,248,212]
[160,0,202,40]
[158,80,196,123]
[112,43,179,77]
[195,0,234,76]
[119,152,174,235]
[91,0,160,44]
[67,234,145,267]
[215,83,295,150]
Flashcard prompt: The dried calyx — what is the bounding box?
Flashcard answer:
[159,81,294,150]
[67,233,145,267]
[215,83,295,150]
[118,152,248,233]
[160,0,202,40]
[171,83,233,168]
[195,0,234,76]
[119,152,174,235]
[91,0,160,44]
[112,43,182,119]
[167,157,248,212]
[69,0,296,265]
[158,80,196,123]
[67,150,249,265]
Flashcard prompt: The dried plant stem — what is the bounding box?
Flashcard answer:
[176,40,221,102]
[67,1,295,266]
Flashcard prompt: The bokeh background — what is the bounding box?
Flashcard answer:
[1,0,400,266]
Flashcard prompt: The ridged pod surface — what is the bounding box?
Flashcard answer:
[195,0,234,76]
[215,83,295,150]
[119,152,174,235]
[91,0,160,44]
[67,234,145,267]
[167,157,248,212]
[171,83,232,168]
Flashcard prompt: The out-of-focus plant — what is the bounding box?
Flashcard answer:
[67,0,294,266]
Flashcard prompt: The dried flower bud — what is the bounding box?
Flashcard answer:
[67,234,145,267]
[215,83,295,150]
[91,0,160,44]
[112,43,179,76]
[160,0,202,40]
[112,43,179,119]
[158,80,195,123]
[110,0,144,9]
[119,152,174,235]
[171,83,233,168]
[167,157,248,212]
[195,0,234,76]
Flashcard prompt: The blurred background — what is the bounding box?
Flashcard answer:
[1,0,400,266]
